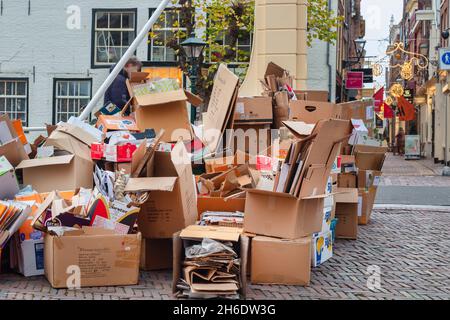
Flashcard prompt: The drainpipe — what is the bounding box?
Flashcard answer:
[326,0,333,102]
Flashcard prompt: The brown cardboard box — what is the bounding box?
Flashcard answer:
[357,170,382,189]
[358,187,377,225]
[338,173,357,188]
[0,114,29,167]
[244,119,351,239]
[127,72,192,142]
[16,154,93,193]
[173,226,249,298]
[289,100,340,124]
[334,188,359,240]
[140,238,172,271]
[232,124,272,155]
[295,90,329,102]
[354,145,387,171]
[338,100,374,121]
[125,142,197,238]
[197,196,246,219]
[234,97,273,124]
[44,228,141,288]
[251,236,311,285]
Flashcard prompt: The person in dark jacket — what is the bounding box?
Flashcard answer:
[103,56,142,112]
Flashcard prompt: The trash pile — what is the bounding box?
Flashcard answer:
[0,62,386,297]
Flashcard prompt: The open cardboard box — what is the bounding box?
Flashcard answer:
[0,114,29,167]
[125,141,198,238]
[251,236,311,285]
[173,225,249,298]
[289,100,341,124]
[244,119,351,239]
[44,227,141,288]
[334,188,359,240]
[233,97,273,124]
[126,72,193,142]
[358,187,378,225]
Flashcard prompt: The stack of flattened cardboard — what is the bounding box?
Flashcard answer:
[173,225,248,299]
[0,201,31,248]
[245,118,351,285]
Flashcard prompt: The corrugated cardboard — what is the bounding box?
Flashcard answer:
[289,100,340,124]
[311,230,333,267]
[197,196,246,219]
[44,228,141,288]
[0,156,19,199]
[232,124,271,155]
[0,114,29,166]
[334,188,359,240]
[125,142,197,238]
[140,238,172,271]
[234,97,273,124]
[251,236,311,285]
[355,151,386,171]
[357,170,382,189]
[202,64,240,153]
[127,73,192,142]
[338,173,357,188]
[295,90,329,102]
[172,227,249,298]
[358,187,378,225]
[17,154,93,193]
[96,114,139,133]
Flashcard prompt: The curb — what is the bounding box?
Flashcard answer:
[374,204,450,211]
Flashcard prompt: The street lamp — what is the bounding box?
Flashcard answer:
[181,36,207,124]
[343,37,367,68]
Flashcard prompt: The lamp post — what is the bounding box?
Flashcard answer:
[181,36,207,124]
[343,37,367,69]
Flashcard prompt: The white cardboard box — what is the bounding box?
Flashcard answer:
[311,230,333,267]
[19,239,45,277]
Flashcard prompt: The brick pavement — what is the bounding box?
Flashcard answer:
[1,207,450,300]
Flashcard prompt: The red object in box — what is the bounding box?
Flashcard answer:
[91,143,105,160]
[115,143,137,162]
[256,155,273,171]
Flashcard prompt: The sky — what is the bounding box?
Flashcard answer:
[361,0,404,88]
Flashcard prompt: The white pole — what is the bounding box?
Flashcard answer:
[78,0,171,121]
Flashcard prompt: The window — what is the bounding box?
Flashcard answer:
[148,9,187,63]
[0,79,28,125]
[53,79,92,123]
[92,9,137,67]
[208,26,253,64]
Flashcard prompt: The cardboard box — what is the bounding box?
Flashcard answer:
[127,72,192,142]
[44,228,141,288]
[96,114,139,133]
[244,119,351,239]
[197,196,246,219]
[338,173,357,188]
[173,226,249,298]
[140,238,172,271]
[234,97,273,124]
[295,90,329,102]
[0,114,29,166]
[251,236,311,285]
[322,205,333,232]
[358,187,378,225]
[125,142,197,238]
[232,124,271,155]
[0,156,19,200]
[357,170,382,190]
[17,238,45,277]
[289,100,340,124]
[311,230,333,267]
[334,188,359,240]
[17,154,93,193]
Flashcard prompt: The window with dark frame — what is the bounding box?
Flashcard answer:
[148,8,188,63]
[54,79,92,123]
[93,9,137,67]
[0,78,28,126]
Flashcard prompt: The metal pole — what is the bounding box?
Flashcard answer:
[78,0,171,121]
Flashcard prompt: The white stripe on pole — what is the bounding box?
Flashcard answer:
[78,0,172,121]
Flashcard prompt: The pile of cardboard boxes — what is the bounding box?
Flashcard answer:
[0,62,387,297]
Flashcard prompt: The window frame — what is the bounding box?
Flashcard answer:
[91,8,138,69]
[147,8,189,66]
[52,78,93,124]
[0,77,29,126]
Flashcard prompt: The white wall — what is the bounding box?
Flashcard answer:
[0,0,162,129]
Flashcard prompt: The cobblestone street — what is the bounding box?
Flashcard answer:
[1,206,450,300]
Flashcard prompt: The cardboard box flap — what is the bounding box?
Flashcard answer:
[55,123,101,145]
[129,72,150,83]
[134,89,187,107]
[246,188,298,199]
[353,145,388,154]
[80,226,118,236]
[16,154,74,169]
[0,113,19,140]
[185,90,204,107]
[125,177,178,192]
[355,151,385,171]
[334,188,359,203]
[180,225,242,242]
[282,121,315,138]
[264,62,286,78]
[171,140,192,178]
